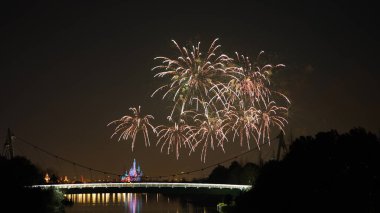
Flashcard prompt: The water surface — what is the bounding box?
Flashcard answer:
[65,193,219,213]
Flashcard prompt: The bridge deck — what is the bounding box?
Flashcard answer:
[33,182,252,192]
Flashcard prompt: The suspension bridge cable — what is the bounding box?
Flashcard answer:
[13,142,26,157]
[146,138,278,179]
[15,136,121,177]
[14,135,280,181]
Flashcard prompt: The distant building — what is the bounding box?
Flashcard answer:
[121,159,143,182]
[63,176,69,183]
[44,173,50,183]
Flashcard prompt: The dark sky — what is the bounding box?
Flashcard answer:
[1,0,379,180]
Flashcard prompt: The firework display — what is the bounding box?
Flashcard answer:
[109,39,290,162]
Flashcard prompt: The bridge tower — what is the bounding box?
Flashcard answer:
[276,131,287,161]
[258,150,264,167]
[2,128,14,159]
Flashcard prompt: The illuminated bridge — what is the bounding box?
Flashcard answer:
[33,182,252,196]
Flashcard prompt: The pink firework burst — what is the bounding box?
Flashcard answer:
[156,120,196,160]
[107,106,156,151]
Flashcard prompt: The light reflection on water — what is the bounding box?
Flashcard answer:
[65,193,215,213]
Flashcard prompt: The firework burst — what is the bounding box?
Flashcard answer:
[107,106,156,151]
[256,101,288,146]
[192,103,229,163]
[224,103,259,150]
[151,38,233,117]
[156,119,196,160]
[224,52,285,106]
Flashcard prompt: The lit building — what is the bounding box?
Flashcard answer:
[121,159,143,182]
[44,173,50,183]
[63,176,69,183]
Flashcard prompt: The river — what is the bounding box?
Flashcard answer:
[64,192,220,213]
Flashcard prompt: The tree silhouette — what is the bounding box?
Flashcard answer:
[0,156,65,212]
[207,161,260,184]
[235,128,380,213]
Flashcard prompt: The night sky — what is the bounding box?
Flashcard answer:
[1,0,379,180]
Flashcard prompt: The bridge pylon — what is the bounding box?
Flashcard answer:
[2,128,15,159]
[276,131,287,161]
